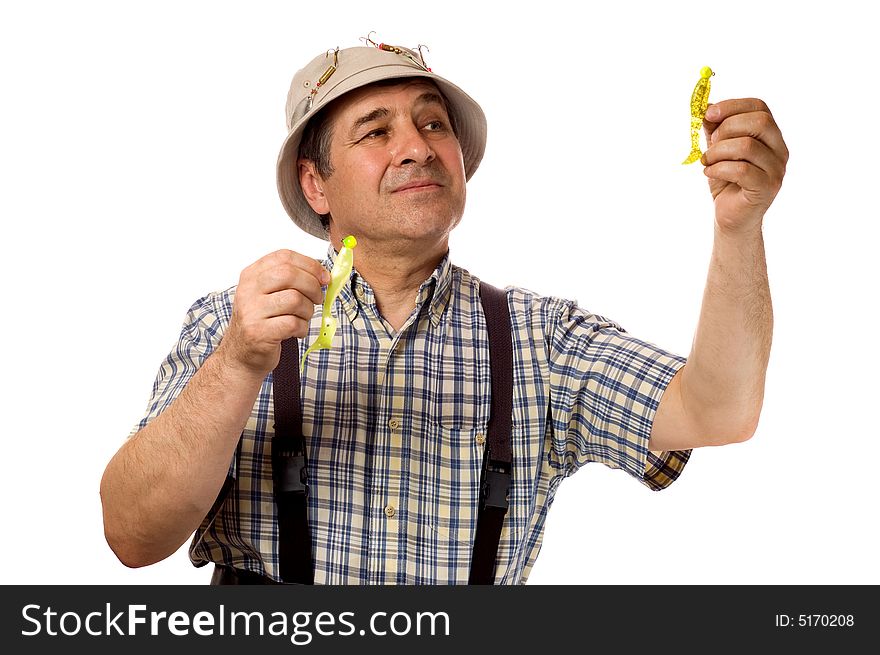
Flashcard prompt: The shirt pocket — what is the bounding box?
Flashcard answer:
[405,423,486,581]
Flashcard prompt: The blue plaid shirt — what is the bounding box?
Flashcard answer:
[132,246,690,584]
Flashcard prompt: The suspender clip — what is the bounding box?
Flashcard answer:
[274,451,308,495]
[481,460,511,511]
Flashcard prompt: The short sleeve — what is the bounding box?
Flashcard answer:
[128,291,231,438]
[547,299,690,490]
[126,289,238,543]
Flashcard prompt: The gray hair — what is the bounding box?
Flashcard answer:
[297,105,335,233]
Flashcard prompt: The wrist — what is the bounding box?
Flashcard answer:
[713,219,764,245]
[214,340,273,385]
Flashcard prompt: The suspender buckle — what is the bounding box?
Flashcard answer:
[481,460,511,511]
[274,451,308,495]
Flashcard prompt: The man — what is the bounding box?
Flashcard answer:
[100,41,788,584]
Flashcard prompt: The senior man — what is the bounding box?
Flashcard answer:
[100,41,788,584]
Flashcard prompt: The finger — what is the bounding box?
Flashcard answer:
[705,111,789,164]
[703,97,773,130]
[249,249,330,284]
[255,262,326,306]
[700,136,781,177]
[702,159,771,193]
[260,287,320,321]
[264,314,311,341]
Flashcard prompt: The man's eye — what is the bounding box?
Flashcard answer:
[425,120,445,131]
[362,128,386,140]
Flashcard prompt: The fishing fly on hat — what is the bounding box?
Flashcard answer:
[276,35,488,240]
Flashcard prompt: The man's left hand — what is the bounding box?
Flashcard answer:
[700,98,789,235]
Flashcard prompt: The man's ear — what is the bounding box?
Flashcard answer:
[298,159,330,215]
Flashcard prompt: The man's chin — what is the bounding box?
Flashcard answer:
[404,212,462,237]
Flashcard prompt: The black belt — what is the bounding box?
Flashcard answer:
[210,565,293,585]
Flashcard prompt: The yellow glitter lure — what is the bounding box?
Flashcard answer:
[300,235,358,374]
[682,66,714,165]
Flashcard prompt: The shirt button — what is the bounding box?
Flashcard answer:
[388,418,400,430]
[384,505,396,518]
[475,433,486,445]
[355,286,365,300]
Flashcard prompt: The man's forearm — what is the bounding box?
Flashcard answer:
[681,224,773,443]
[100,346,264,567]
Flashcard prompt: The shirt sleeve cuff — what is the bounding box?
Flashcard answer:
[643,448,691,491]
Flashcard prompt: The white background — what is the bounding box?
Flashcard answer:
[1,0,877,585]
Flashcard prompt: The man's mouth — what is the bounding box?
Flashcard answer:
[392,180,442,193]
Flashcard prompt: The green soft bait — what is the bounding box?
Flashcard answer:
[682,66,714,165]
[300,235,357,374]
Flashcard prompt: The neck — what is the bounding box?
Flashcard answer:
[329,232,447,331]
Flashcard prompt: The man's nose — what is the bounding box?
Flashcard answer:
[391,122,435,167]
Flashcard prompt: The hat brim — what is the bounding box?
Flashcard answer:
[276,65,486,240]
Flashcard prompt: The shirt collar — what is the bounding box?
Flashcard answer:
[322,243,453,328]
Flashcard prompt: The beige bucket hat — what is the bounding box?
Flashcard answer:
[276,42,487,240]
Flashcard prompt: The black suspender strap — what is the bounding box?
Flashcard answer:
[469,281,514,585]
[271,337,314,584]
[270,281,513,586]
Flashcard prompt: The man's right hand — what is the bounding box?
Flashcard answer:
[101,249,329,567]
[218,249,330,377]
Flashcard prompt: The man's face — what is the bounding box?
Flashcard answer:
[300,80,467,248]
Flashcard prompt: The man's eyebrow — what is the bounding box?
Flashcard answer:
[347,92,448,137]
[349,107,390,136]
[414,92,447,109]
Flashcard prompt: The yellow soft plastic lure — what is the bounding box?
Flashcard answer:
[300,235,358,374]
[682,66,714,165]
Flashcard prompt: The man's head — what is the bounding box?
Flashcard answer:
[276,44,486,240]
[297,78,468,247]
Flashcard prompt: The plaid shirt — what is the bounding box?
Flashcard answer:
[132,246,690,584]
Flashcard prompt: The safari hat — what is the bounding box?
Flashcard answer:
[276,42,487,239]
